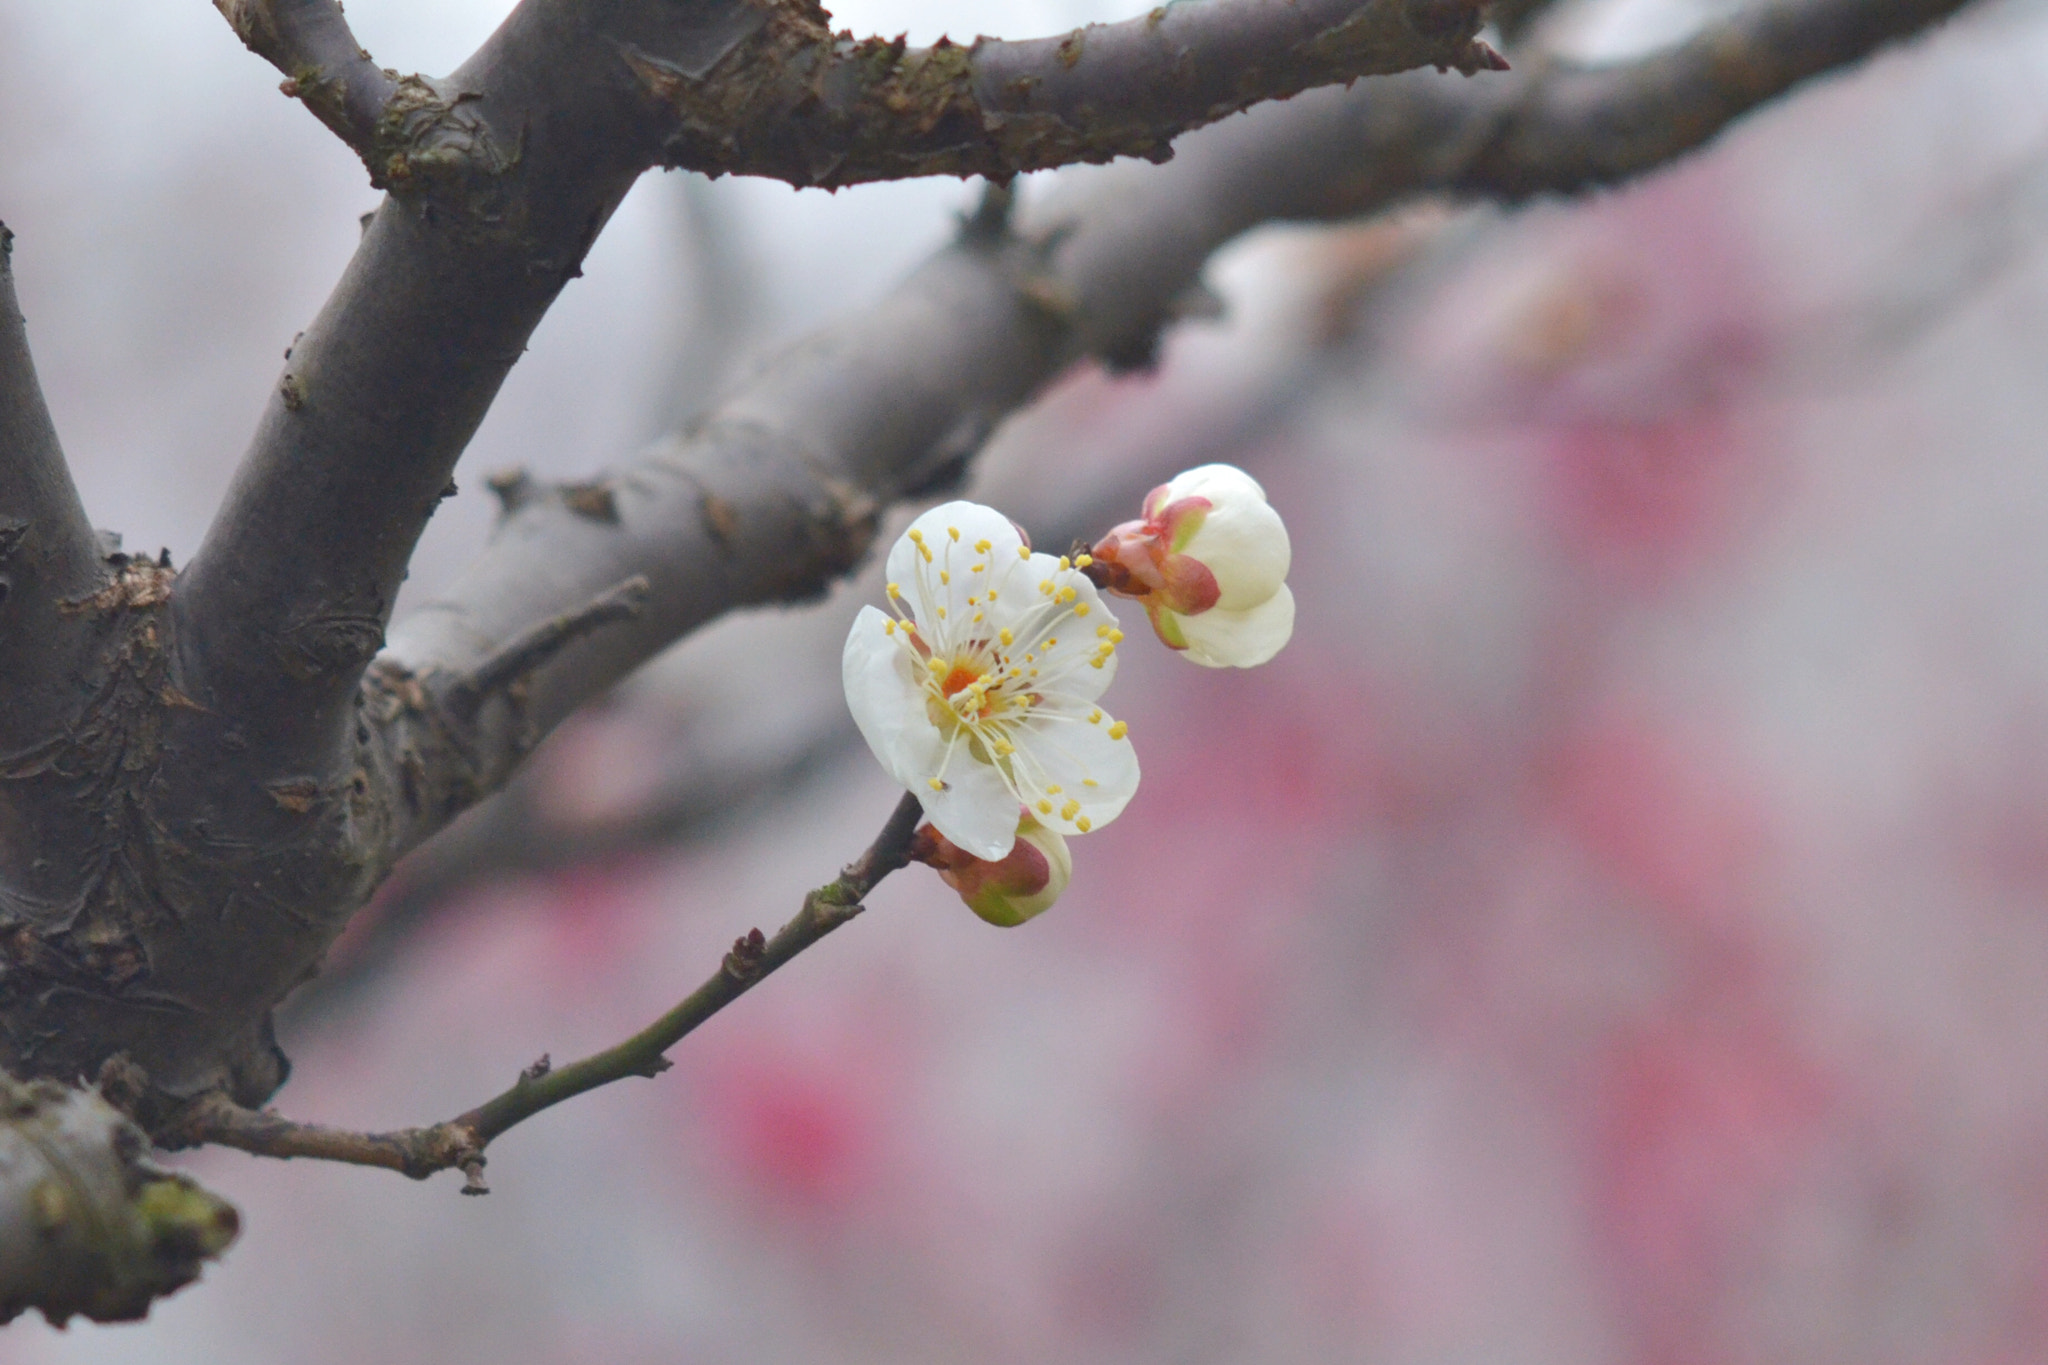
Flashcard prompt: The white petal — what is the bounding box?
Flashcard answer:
[1004,553,1122,703]
[888,502,1029,645]
[1009,701,1141,835]
[843,606,944,788]
[1174,482,1289,612]
[1162,463,1269,507]
[1174,583,1295,668]
[917,755,1022,860]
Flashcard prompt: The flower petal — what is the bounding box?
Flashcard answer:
[1009,700,1141,835]
[1006,552,1122,703]
[888,502,1028,645]
[843,606,944,788]
[917,755,1023,859]
[1173,583,1295,668]
[1167,469,1289,612]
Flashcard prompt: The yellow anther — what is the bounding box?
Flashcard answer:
[928,657,947,676]
[1059,556,1072,571]
[999,628,1014,646]
[937,607,947,618]
[1046,637,1058,648]
[1090,658,1105,669]
[973,612,984,623]
[885,620,897,635]
[1040,580,1055,595]
[994,739,1015,756]
[1060,800,1080,821]
[940,570,950,585]
[1083,778,1099,788]
[1037,799,1053,814]
[975,539,992,552]
[1108,721,1128,740]
[929,777,946,791]
[1018,546,1031,560]
[1046,785,1062,794]
[908,528,924,542]
[1097,625,1114,638]
[972,564,985,574]
[1089,709,1102,724]
[1058,586,1078,604]
[1075,554,1093,568]
[887,582,902,597]
[1076,816,1092,832]
[948,526,961,541]
[987,590,999,601]
[1074,603,1089,617]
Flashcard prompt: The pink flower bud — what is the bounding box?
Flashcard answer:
[1088,464,1294,668]
[911,813,1072,927]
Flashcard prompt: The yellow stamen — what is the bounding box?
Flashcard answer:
[1083,778,1098,788]
[1076,816,1092,832]
[1075,554,1093,568]
[1108,721,1128,740]
[928,657,947,676]
[887,582,902,598]
[999,628,1014,646]
[1059,556,1072,570]
[975,538,992,553]
[929,777,945,791]
[1060,800,1080,821]
[1037,800,1053,814]
[885,620,896,635]
[1089,709,1102,724]
[948,526,960,541]
[908,529,924,542]
[1046,785,1062,794]
[1017,546,1030,560]
[1074,603,1089,617]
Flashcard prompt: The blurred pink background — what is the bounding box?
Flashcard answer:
[7,0,2048,1359]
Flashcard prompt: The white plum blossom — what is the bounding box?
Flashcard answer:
[843,502,1140,860]
[1089,463,1294,668]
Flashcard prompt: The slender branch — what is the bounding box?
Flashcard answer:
[174,792,926,1189]
[213,0,398,163]
[637,0,1503,189]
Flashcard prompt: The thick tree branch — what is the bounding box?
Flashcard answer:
[0,226,106,742]
[636,0,1503,188]
[172,792,925,1189]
